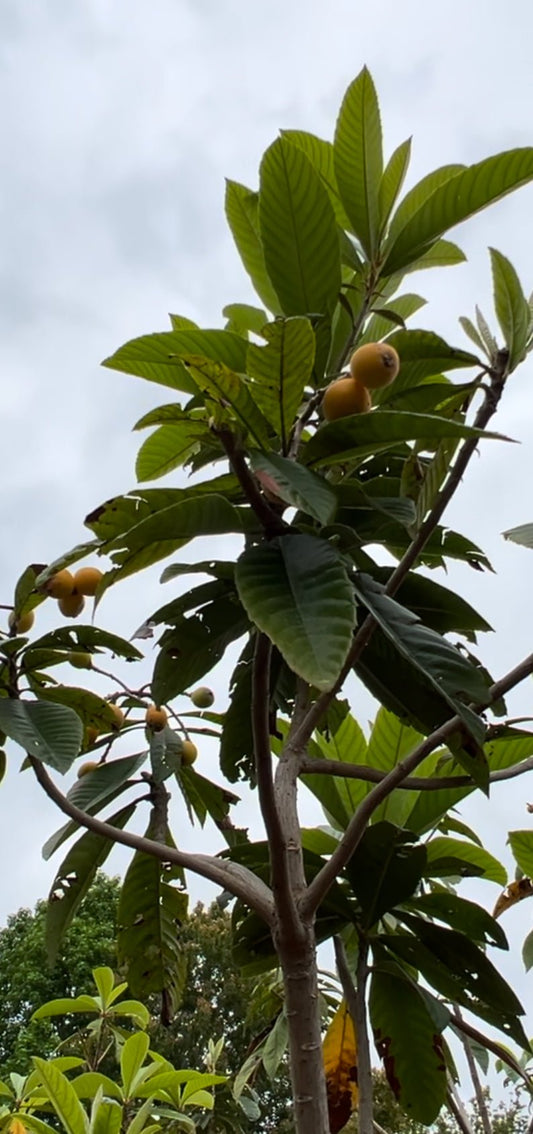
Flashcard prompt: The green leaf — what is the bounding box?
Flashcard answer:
[406,892,507,950]
[378,138,412,235]
[32,1058,89,1134]
[259,138,340,377]
[333,67,383,257]
[235,534,356,691]
[33,995,100,1019]
[502,522,533,548]
[382,149,533,274]
[424,836,507,885]
[365,708,425,828]
[352,573,490,787]
[28,625,143,662]
[42,753,147,860]
[250,452,336,526]
[120,1032,150,1098]
[224,181,281,313]
[177,765,239,829]
[181,355,271,448]
[490,247,530,369]
[459,316,487,355]
[370,965,447,1124]
[151,597,248,704]
[262,1013,288,1081]
[117,821,188,1019]
[385,164,464,249]
[370,567,492,640]
[303,410,500,469]
[45,804,136,964]
[0,699,82,772]
[105,495,249,559]
[400,238,466,273]
[345,822,426,928]
[222,303,268,336]
[382,920,527,1046]
[522,929,533,972]
[359,293,426,346]
[302,709,369,828]
[103,328,248,393]
[92,967,116,1007]
[219,639,254,783]
[280,129,353,229]
[35,687,122,733]
[508,830,533,877]
[135,421,207,482]
[246,317,315,449]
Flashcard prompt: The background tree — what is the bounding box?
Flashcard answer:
[2,66,533,1134]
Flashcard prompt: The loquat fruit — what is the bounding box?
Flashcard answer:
[349,341,400,390]
[85,726,99,747]
[70,652,93,669]
[58,593,85,619]
[46,569,75,599]
[322,376,372,421]
[77,760,100,778]
[145,704,168,731]
[73,567,103,596]
[181,739,198,766]
[189,687,215,709]
[8,609,35,634]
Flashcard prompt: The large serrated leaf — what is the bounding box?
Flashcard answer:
[235,535,356,691]
[180,355,271,448]
[0,699,83,772]
[424,836,507,885]
[152,597,248,704]
[102,328,248,392]
[490,247,530,370]
[345,822,426,928]
[135,421,207,482]
[246,317,315,449]
[105,494,249,557]
[117,823,188,1018]
[280,129,353,229]
[224,180,281,313]
[28,625,143,662]
[303,410,502,469]
[250,452,336,526]
[32,1058,89,1134]
[45,804,136,964]
[42,753,147,859]
[382,148,533,274]
[370,965,448,1124]
[378,137,412,235]
[333,67,383,258]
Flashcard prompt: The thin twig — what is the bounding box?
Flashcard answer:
[215,426,288,538]
[451,1013,533,1096]
[334,936,373,1134]
[301,651,533,917]
[299,753,533,791]
[447,1080,474,1134]
[454,1004,492,1134]
[29,755,275,922]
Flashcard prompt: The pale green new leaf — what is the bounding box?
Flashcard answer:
[250,452,337,526]
[246,317,315,449]
[32,1058,89,1134]
[224,181,281,313]
[508,830,533,878]
[235,534,356,691]
[120,1033,151,1098]
[367,708,424,827]
[502,522,533,548]
[135,422,207,482]
[425,837,507,885]
[459,316,487,355]
[33,996,99,1020]
[378,137,412,235]
[182,355,271,448]
[383,148,533,274]
[0,699,82,772]
[490,247,530,369]
[522,929,533,973]
[333,67,383,257]
[90,1098,122,1134]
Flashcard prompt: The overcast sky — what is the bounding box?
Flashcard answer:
[3,0,533,1072]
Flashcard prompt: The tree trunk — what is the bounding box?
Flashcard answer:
[276,921,330,1134]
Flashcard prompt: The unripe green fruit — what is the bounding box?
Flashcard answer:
[70,652,93,669]
[181,739,198,765]
[189,686,215,709]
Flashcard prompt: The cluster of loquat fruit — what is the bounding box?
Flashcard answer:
[45,566,104,618]
[322,341,400,421]
[76,686,214,778]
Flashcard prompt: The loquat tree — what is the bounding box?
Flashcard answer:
[3,68,533,1133]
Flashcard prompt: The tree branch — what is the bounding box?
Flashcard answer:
[290,351,510,754]
[454,1004,492,1134]
[30,756,275,923]
[334,935,373,1134]
[299,753,533,790]
[252,635,299,930]
[215,427,288,538]
[301,650,533,917]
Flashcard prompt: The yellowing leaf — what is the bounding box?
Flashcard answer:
[322,998,358,1134]
[492,877,533,919]
[10,1121,27,1134]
